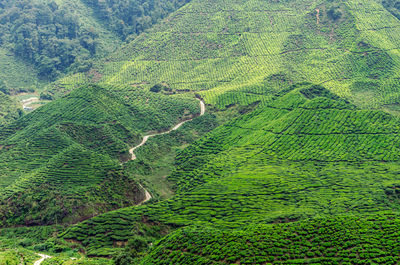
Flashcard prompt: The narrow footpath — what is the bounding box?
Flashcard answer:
[33,253,51,265]
[128,100,206,161]
[127,99,206,205]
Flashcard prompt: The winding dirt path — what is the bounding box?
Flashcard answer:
[128,99,206,161]
[33,253,51,265]
[127,99,206,205]
[138,183,152,205]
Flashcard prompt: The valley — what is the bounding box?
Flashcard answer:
[125,99,206,206]
[128,99,205,161]
[3,0,400,264]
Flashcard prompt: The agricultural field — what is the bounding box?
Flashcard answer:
[0,84,200,226]
[61,83,400,256]
[4,0,400,263]
[0,48,45,94]
[123,101,248,201]
[124,111,220,200]
[0,248,38,265]
[0,92,21,127]
[42,0,400,112]
[0,225,114,264]
[140,213,400,264]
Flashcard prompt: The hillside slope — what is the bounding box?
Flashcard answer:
[0,0,190,93]
[141,213,400,264]
[62,83,400,255]
[0,92,20,126]
[5,0,400,262]
[0,84,199,226]
[45,0,400,111]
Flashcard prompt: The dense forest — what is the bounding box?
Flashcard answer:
[0,0,189,83]
[82,0,190,40]
[0,0,94,80]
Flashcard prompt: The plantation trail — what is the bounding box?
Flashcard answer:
[128,99,206,161]
[33,253,51,265]
[138,183,152,205]
[316,8,320,24]
[21,97,39,109]
[128,99,206,205]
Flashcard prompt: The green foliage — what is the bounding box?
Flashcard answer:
[299,84,343,100]
[113,249,141,265]
[8,0,400,262]
[43,0,400,111]
[0,248,38,265]
[124,110,220,200]
[0,84,199,225]
[0,0,95,79]
[327,6,343,21]
[140,214,400,264]
[0,225,62,248]
[0,144,143,226]
[112,236,151,264]
[0,79,9,95]
[81,0,190,40]
[0,48,45,94]
[62,83,400,255]
[0,92,21,126]
[0,250,21,265]
[382,0,400,20]
[0,225,112,264]
[0,0,187,89]
[150,83,170,93]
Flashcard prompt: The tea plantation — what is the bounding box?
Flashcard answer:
[0,0,190,95]
[0,84,200,226]
[61,83,400,257]
[44,0,400,112]
[141,214,400,264]
[0,248,38,265]
[0,92,20,127]
[4,0,400,263]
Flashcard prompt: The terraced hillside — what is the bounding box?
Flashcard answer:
[62,83,400,256]
[0,84,200,226]
[5,0,400,262]
[0,48,46,95]
[45,0,400,111]
[141,214,400,264]
[0,248,38,264]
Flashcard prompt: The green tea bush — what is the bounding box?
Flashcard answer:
[0,84,200,226]
[141,214,400,264]
[44,0,400,111]
[62,84,400,255]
